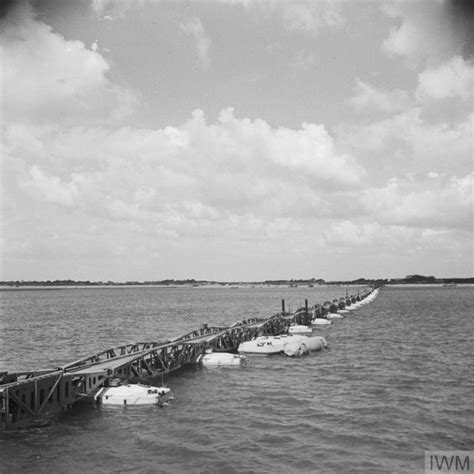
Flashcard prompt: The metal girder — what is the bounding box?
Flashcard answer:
[62,341,169,371]
[1,289,376,429]
[0,370,75,429]
[37,373,63,416]
[172,326,228,342]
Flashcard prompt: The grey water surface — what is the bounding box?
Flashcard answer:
[0,286,472,473]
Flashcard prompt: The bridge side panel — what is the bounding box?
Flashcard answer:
[1,372,74,429]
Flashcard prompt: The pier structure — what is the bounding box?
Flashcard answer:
[1,289,373,429]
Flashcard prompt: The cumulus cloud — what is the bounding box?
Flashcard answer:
[349,58,473,125]
[27,166,79,207]
[323,221,383,247]
[416,55,474,101]
[363,174,473,230]
[345,1,473,195]
[339,109,473,180]
[14,103,472,264]
[2,0,472,280]
[321,171,473,255]
[13,108,364,231]
[0,2,137,124]
[381,0,465,66]
[180,17,211,69]
[321,218,471,276]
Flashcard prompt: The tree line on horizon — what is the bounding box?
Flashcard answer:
[1,275,473,287]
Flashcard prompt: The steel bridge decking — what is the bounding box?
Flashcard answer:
[1,290,372,429]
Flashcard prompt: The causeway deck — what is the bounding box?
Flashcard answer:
[1,289,373,429]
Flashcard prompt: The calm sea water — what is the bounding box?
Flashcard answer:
[0,286,473,473]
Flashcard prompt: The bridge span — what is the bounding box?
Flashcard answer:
[1,289,372,429]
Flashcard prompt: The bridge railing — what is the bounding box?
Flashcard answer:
[1,288,376,429]
[61,341,169,371]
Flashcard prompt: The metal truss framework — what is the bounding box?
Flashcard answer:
[1,289,373,429]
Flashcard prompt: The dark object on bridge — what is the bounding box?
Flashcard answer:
[0,372,17,385]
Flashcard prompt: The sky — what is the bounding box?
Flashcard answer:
[0,0,473,282]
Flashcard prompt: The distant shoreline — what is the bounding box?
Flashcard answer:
[1,282,472,291]
[0,283,349,290]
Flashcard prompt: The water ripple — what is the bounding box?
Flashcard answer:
[1,286,473,472]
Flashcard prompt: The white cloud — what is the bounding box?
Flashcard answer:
[2,0,472,280]
[321,169,473,253]
[363,174,474,230]
[321,218,472,276]
[11,108,364,230]
[6,95,472,277]
[27,166,79,207]
[323,221,382,247]
[339,109,473,179]
[381,0,464,67]
[180,17,211,69]
[350,78,412,114]
[416,56,474,101]
[0,3,137,124]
